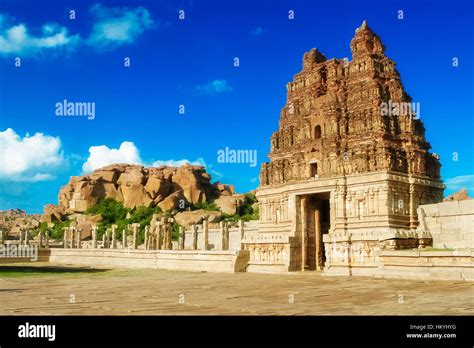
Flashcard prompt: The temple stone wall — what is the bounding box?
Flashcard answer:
[184,226,242,250]
[417,200,474,249]
[43,249,250,273]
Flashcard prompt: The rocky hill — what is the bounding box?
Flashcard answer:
[0,209,40,237]
[43,163,241,222]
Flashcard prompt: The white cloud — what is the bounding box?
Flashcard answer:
[0,15,80,56]
[87,4,154,51]
[445,175,474,193]
[82,141,205,173]
[195,80,233,95]
[151,158,205,167]
[0,4,154,57]
[82,141,141,173]
[0,128,64,181]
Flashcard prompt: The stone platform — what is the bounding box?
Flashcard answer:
[41,248,250,273]
[33,247,474,281]
[324,249,474,281]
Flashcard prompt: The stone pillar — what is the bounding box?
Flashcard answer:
[315,203,322,270]
[149,223,155,249]
[238,220,244,240]
[101,233,106,249]
[168,222,173,250]
[191,224,198,250]
[38,231,43,248]
[300,196,307,271]
[166,221,173,250]
[92,226,98,249]
[220,221,229,250]
[409,183,417,230]
[0,230,4,244]
[178,226,185,250]
[105,228,111,248]
[122,228,127,248]
[162,219,169,250]
[132,223,139,250]
[219,222,225,250]
[157,221,163,250]
[202,220,209,251]
[24,229,30,246]
[149,234,155,250]
[63,227,68,248]
[144,225,149,250]
[19,229,24,245]
[69,227,75,249]
[111,224,117,249]
[76,228,82,249]
[147,224,156,250]
[45,230,49,248]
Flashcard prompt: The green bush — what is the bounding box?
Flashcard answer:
[171,222,182,241]
[243,192,257,204]
[50,219,74,240]
[190,201,219,211]
[85,198,163,241]
[222,194,259,222]
[86,198,128,223]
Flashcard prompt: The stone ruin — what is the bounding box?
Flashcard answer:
[50,218,255,253]
[248,20,445,274]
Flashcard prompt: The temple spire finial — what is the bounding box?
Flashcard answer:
[355,20,368,33]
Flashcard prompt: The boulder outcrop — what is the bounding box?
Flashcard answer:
[444,188,471,201]
[173,209,222,226]
[53,163,239,214]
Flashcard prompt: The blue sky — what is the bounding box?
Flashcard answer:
[0,0,473,213]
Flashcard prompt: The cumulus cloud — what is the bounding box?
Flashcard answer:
[0,4,154,57]
[445,174,474,193]
[151,158,205,167]
[87,3,154,51]
[82,141,205,173]
[0,128,64,181]
[195,80,233,95]
[82,141,141,173]
[0,15,80,56]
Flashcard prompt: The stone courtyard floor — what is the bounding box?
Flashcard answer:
[0,262,473,315]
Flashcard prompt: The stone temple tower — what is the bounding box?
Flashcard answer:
[244,21,444,274]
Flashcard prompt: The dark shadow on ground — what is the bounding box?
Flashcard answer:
[0,266,108,275]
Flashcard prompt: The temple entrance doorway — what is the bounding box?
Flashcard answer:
[300,192,330,271]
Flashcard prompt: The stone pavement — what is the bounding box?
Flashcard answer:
[0,263,472,315]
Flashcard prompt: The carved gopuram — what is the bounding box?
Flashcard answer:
[246,21,444,274]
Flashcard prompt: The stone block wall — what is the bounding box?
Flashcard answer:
[182,221,258,251]
[417,200,474,249]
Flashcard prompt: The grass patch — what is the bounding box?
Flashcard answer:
[0,264,109,278]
